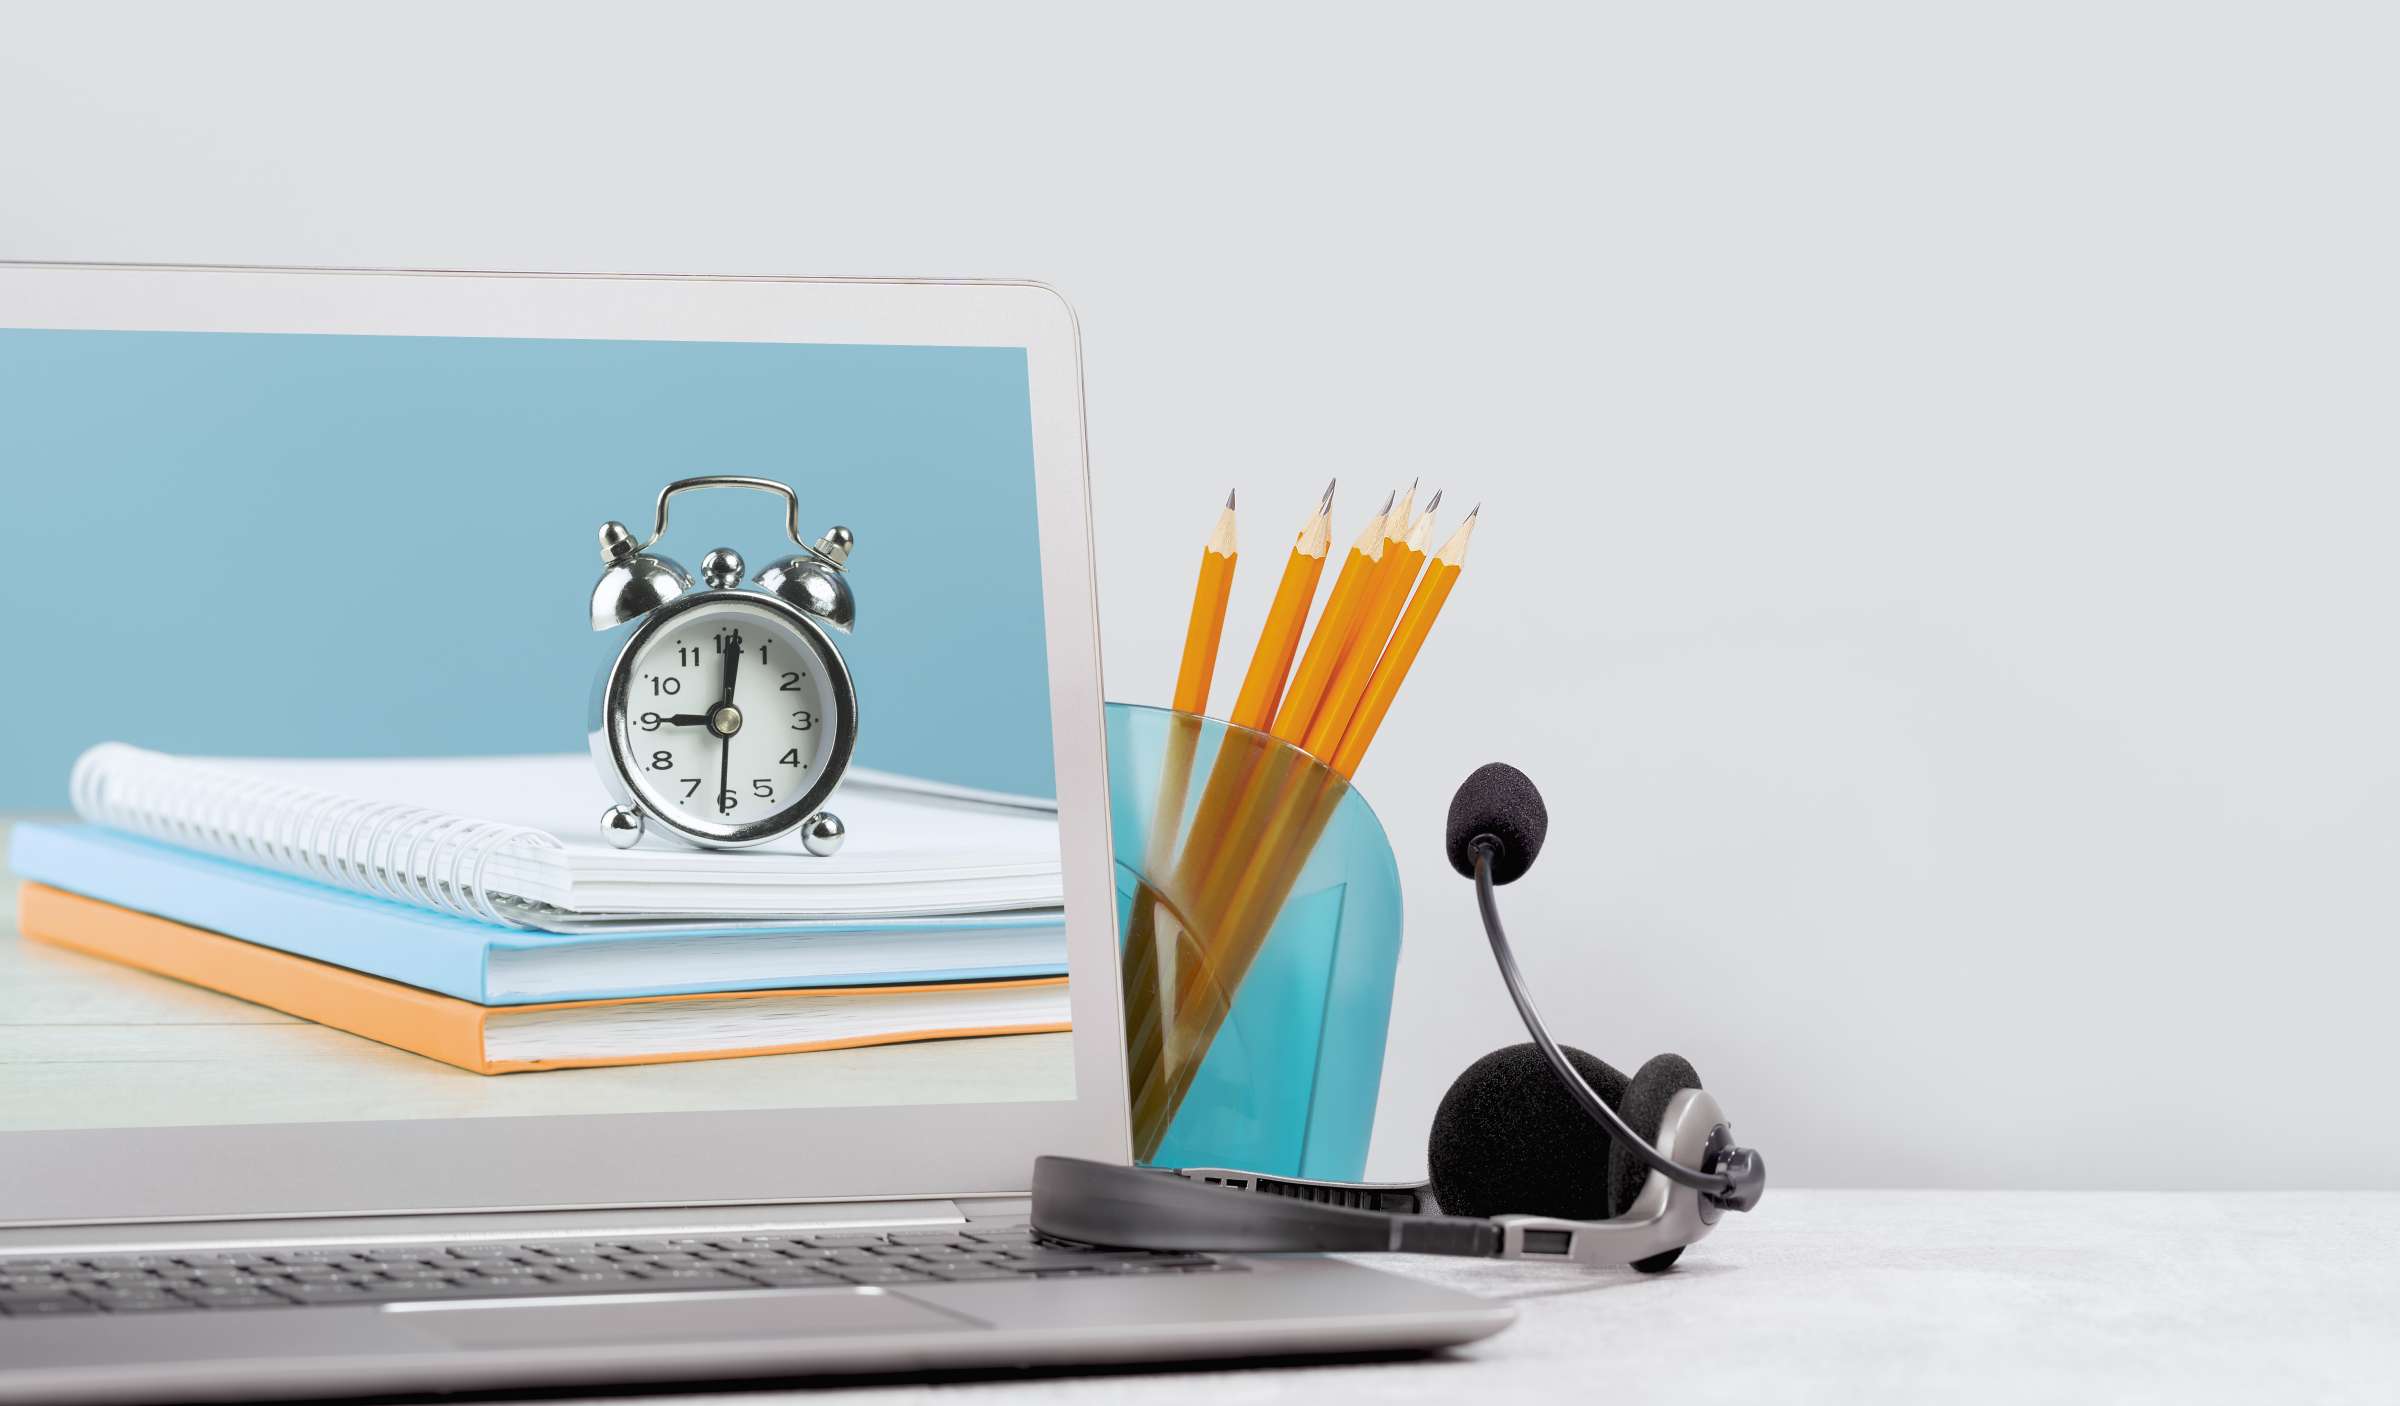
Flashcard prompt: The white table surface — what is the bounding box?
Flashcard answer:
[526,1192,2398,1406]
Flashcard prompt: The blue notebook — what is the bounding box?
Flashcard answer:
[8,824,1067,1006]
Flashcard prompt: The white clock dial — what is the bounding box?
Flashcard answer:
[619,600,840,836]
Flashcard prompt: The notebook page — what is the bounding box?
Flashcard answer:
[204,755,1061,875]
[85,749,1067,920]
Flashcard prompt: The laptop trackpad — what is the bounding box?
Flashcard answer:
[393,1289,975,1349]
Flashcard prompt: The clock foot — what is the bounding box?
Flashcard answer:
[801,811,845,857]
[600,805,646,849]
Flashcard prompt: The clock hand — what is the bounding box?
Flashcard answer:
[719,729,733,814]
[654,713,711,727]
[721,630,743,709]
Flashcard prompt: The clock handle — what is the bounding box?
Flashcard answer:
[641,476,841,567]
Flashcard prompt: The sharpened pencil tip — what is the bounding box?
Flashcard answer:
[1378,490,1396,514]
[1226,489,1236,510]
[1320,478,1337,511]
[1423,489,1443,515]
[1468,503,1480,520]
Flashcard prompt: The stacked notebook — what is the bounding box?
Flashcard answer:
[9,747,1071,1075]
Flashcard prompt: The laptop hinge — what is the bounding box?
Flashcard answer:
[0,1199,990,1258]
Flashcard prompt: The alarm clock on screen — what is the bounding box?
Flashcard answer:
[586,475,858,853]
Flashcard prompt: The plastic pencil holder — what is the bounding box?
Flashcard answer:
[1103,702,1403,1179]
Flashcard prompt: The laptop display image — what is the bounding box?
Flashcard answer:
[3,323,1074,1128]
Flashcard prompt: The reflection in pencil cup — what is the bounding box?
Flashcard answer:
[1104,702,1402,1177]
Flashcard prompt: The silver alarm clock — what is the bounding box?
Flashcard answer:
[586,475,859,853]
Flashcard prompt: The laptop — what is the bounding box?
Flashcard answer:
[0,263,1511,1403]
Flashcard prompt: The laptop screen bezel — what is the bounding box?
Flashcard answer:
[0,262,1132,1226]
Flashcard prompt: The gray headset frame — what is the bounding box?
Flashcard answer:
[1031,1086,1729,1269]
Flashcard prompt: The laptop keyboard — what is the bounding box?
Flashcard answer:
[0,1225,1239,1317]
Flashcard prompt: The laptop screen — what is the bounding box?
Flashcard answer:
[0,324,1085,1133]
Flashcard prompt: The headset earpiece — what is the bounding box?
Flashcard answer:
[1427,1043,1627,1220]
[1608,1054,1704,1221]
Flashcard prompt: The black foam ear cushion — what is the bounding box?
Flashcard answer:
[1427,1043,1626,1221]
[1605,1053,1702,1219]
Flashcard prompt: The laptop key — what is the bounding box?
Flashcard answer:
[175,1252,271,1267]
[998,1248,1127,1268]
[2,1298,103,1316]
[926,1263,1024,1281]
[823,1264,937,1285]
[627,1270,754,1288]
[279,1285,385,1304]
[733,1268,847,1288]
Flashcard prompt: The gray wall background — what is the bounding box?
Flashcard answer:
[3,2,2392,1188]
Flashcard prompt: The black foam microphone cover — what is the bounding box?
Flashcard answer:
[1445,762,1548,884]
[1427,1043,1625,1221]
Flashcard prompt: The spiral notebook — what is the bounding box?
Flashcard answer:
[68,745,1064,931]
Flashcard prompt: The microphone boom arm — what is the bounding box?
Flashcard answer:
[1471,839,1761,1209]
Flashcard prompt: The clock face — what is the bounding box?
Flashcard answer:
[615,597,847,839]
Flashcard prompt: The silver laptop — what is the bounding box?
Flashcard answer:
[0,263,1510,1403]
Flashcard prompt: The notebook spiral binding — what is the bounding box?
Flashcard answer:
[69,744,563,927]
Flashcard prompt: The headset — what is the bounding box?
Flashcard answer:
[1032,762,1766,1272]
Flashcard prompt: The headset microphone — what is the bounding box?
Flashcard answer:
[1445,761,1548,883]
[1034,761,1765,1272]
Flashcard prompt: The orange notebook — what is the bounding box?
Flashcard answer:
[18,884,1070,1076]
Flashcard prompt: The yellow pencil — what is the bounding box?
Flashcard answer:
[1267,491,1392,745]
[1321,479,1414,684]
[1331,505,1476,777]
[1227,481,1335,732]
[1300,492,1437,760]
[1172,491,1239,715]
[1125,491,1239,1080]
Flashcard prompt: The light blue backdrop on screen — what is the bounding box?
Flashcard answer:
[0,329,1054,809]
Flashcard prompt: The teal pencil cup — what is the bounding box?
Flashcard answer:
[1103,702,1402,1179]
